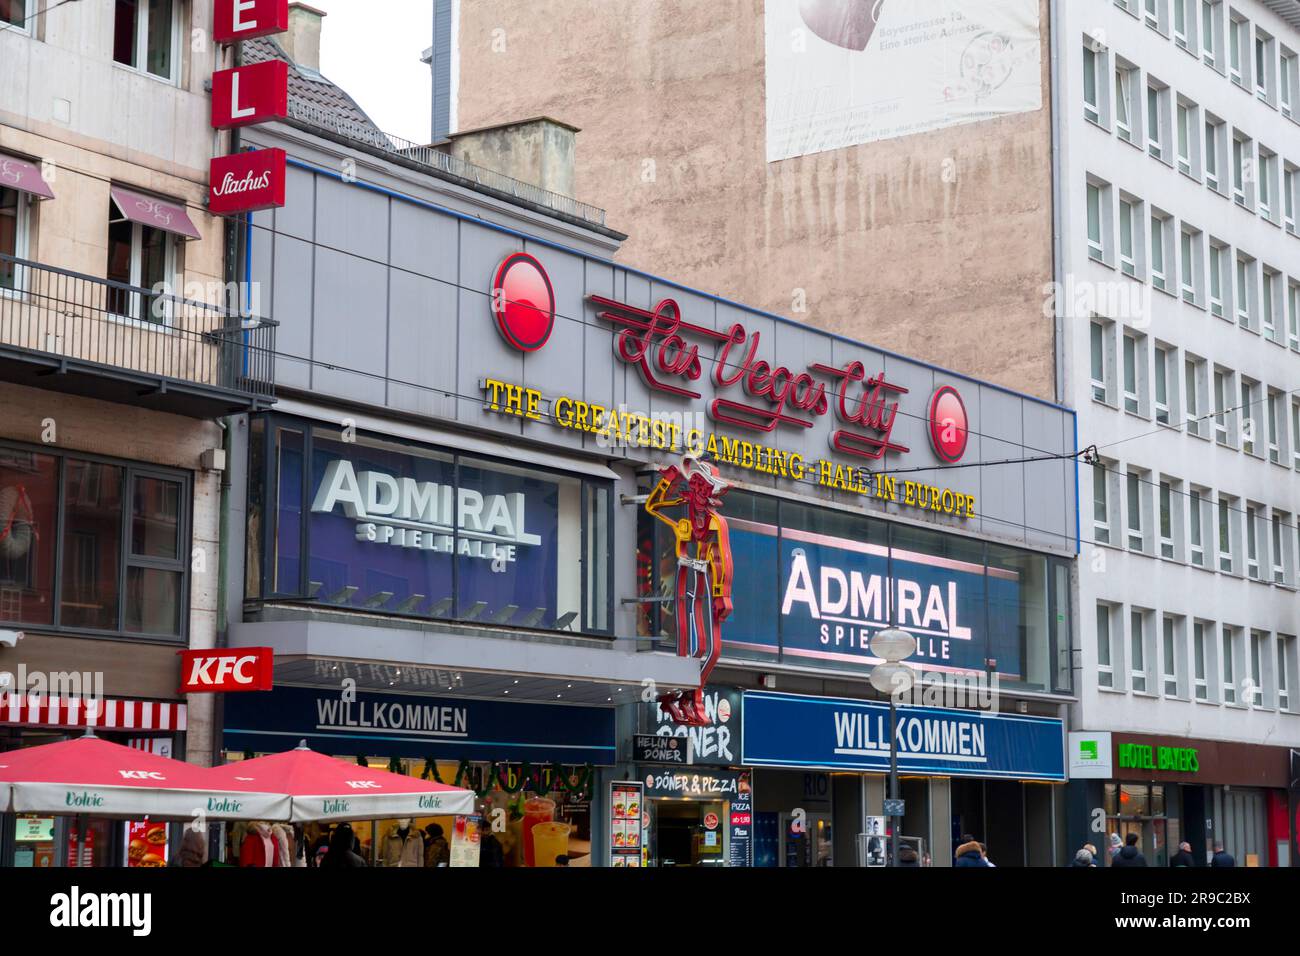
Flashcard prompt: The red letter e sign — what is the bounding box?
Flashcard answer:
[214,0,289,44]
[180,648,274,693]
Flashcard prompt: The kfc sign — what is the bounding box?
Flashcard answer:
[211,60,289,129]
[210,148,287,215]
[180,648,274,693]
[214,0,289,44]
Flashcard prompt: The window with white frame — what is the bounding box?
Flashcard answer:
[1148,82,1169,161]
[1185,356,1206,437]
[1116,61,1137,142]
[112,0,180,83]
[1084,41,1103,125]
[1218,495,1235,572]
[1222,625,1238,703]
[1248,630,1264,708]
[1262,268,1280,342]
[1258,148,1277,220]
[1150,213,1169,291]
[1288,282,1300,349]
[1123,332,1142,414]
[1,0,32,30]
[1213,367,1232,444]
[1127,468,1146,550]
[1293,399,1300,468]
[1090,319,1111,403]
[1094,460,1114,544]
[1231,132,1250,206]
[1204,116,1224,191]
[1285,165,1297,234]
[0,184,33,292]
[1246,503,1260,577]
[1177,100,1193,175]
[1179,227,1200,303]
[1282,48,1298,118]
[1190,488,1207,565]
[1170,481,1180,556]
[1271,512,1285,582]
[1268,390,1283,464]
[1097,603,1115,688]
[1174,0,1192,47]
[1279,635,1293,711]
[106,199,177,325]
[1208,242,1226,316]
[1256,29,1275,103]
[1087,180,1108,262]
[1119,197,1138,276]
[1163,616,1179,695]
[1240,378,1259,455]
[1235,252,1255,330]
[1131,609,1150,692]
[1154,345,1172,425]
[1228,12,1247,86]
[1202,0,1222,68]
[1193,621,1210,699]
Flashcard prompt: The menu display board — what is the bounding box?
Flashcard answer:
[728,771,753,867]
[609,781,643,867]
[126,821,168,868]
[449,815,482,868]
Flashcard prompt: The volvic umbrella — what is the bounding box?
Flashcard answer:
[0,735,289,821]
[204,744,476,822]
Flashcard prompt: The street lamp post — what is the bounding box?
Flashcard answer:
[869,627,917,868]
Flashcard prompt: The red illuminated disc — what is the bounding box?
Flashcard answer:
[929,386,969,463]
[491,252,555,352]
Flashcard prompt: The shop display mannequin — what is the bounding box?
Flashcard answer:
[382,818,425,867]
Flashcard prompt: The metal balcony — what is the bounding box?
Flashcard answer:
[0,254,277,418]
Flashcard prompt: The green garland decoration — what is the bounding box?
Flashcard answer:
[420,757,594,800]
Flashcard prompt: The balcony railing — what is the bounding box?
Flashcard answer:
[0,254,277,413]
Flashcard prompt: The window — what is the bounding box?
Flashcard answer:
[1249,631,1263,707]
[0,442,189,637]
[1208,242,1225,316]
[1093,461,1112,544]
[112,0,179,83]
[1131,610,1149,692]
[1150,213,1168,291]
[1190,488,1206,566]
[1154,345,1171,424]
[1268,390,1283,464]
[1119,198,1138,276]
[1204,117,1223,191]
[1213,368,1231,444]
[1090,320,1109,402]
[0,185,32,292]
[1288,282,1299,349]
[1193,622,1209,699]
[1222,626,1237,703]
[1285,165,1297,234]
[1293,399,1300,469]
[1256,30,1274,102]
[1179,227,1198,303]
[1163,617,1179,695]
[1116,63,1136,142]
[1097,604,1114,688]
[1127,469,1145,550]
[1228,13,1246,85]
[1185,357,1205,437]
[1087,181,1106,261]
[1174,0,1190,46]
[106,198,175,324]
[1231,133,1249,206]
[1280,636,1293,710]
[1246,504,1259,578]
[1177,101,1193,174]
[1282,50,1298,118]
[1084,42,1102,124]
[1218,496,1234,572]
[1235,253,1254,329]
[1147,83,1167,160]
[1,0,30,29]
[1258,148,1276,219]
[1202,1,1221,67]
[1123,333,1141,413]
[1271,512,1285,582]
[1240,378,1258,455]
[1262,269,1280,342]
[1145,0,1162,30]
[1159,480,1174,557]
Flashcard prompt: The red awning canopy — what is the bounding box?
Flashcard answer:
[0,153,55,200]
[0,735,288,821]
[205,745,476,823]
[109,185,201,240]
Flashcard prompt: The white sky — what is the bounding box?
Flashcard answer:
[313,0,433,143]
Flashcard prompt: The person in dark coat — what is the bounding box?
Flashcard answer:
[897,845,921,867]
[1210,842,1236,867]
[479,830,505,867]
[319,823,367,868]
[954,839,990,867]
[1071,847,1096,867]
[1169,842,1196,867]
[1111,832,1147,867]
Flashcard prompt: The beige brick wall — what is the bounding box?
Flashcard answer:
[0,382,223,764]
[454,0,1058,400]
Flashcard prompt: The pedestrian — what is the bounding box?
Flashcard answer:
[1071,847,1096,867]
[1169,841,1196,867]
[319,823,367,868]
[954,837,990,867]
[423,823,450,868]
[173,829,209,867]
[1111,832,1147,867]
[1108,832,1123,861]
[479,829,505,868]
[979,843,996,867]
[897,845,921,867]
[1210,841,1236,867]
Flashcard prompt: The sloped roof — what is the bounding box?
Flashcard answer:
[243,35,385,140]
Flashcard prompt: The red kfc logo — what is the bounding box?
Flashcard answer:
[209,148,287,215]
[211,60,289,129]
[180,648,274,693]
[213,0,289,44]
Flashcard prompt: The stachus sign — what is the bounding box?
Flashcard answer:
[311,458,541,563]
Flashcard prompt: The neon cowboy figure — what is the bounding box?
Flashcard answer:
[644,455,734,726]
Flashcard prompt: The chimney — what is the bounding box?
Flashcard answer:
[442,117,580,200]
[281,2,326,73]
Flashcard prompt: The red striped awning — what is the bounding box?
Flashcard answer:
[0,694,187,732]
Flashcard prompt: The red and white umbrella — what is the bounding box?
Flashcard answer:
[205,745,476,822]
[0,735,289,820]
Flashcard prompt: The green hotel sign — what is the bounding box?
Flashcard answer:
[1117,743,1199,773]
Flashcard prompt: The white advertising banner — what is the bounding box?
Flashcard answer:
[765,0,1043,162]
